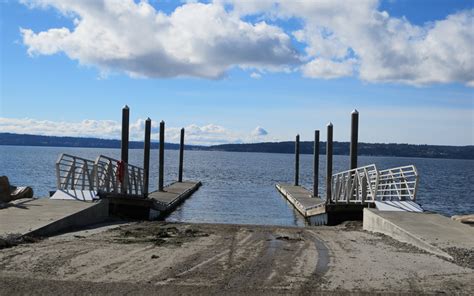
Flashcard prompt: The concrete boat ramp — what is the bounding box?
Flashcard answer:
[0,181,201,238]
[0,198,108,237]
[276,183,473,259]
[364,208,474,259]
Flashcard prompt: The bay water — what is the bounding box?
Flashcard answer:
[1,145,472,226]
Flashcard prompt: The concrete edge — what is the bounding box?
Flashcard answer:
[362,208,453,260]
[28,200,109,237]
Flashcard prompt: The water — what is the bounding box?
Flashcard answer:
[1,145,473,226]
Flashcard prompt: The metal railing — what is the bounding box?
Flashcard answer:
[55,153,145,196]
[329,165,379,204]
[377,165,418,201]
[94,155,144,196]
[56,154,96,190]
[329,164,419,204]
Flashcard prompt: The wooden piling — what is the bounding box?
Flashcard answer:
[159,121,165,192]
[313,130,320,197]
[326,123,333,203]
[143,118,151,196]
[295,134,300,186]
[121,105,130,164]
[350,109,359,170]
[178,128,185,182]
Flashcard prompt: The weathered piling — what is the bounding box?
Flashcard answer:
[120,105,130,193]
[294,134,300,186]
[350,109,359,170]
[121,105,130,164]
[313,130,320,197]
[326,123,333,203]
[178,128,185,182]
[158,121,165,192]
[143,118,151,196]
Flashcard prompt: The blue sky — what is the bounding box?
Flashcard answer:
[1,0,473,145]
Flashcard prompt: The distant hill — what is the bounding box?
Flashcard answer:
[0,133,201,150]
[1,133,473,160]
[209,142,474,160]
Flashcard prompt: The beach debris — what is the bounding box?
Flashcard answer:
[451,214,474,225]
[0,233,39,250]
[0,176,34,203]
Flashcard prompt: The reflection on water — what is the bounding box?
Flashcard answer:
[1,146,473,226]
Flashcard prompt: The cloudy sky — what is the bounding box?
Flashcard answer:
[1,0,473,145]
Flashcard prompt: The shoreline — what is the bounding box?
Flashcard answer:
[1,221,472,295]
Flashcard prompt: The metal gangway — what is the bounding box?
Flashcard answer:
[53,153,145,201]
[329,164,422,212]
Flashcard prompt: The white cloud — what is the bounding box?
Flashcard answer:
[222,0,474,86]
[250,72,262,79]
[301,58,355,79]
[20,0,299,79]
[0,117,274,146]
[19,0,474,86]
[251,126,268,137]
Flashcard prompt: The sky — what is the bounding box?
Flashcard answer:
[1,0,473,146]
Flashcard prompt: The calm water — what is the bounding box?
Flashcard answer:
[1,145,473,226]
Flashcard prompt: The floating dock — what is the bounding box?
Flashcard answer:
[0,198,108,237]
[148,181,201,213]
[276,183,364,225]
[107,181,202,219]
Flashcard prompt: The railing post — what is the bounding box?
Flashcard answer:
[313,130,320,197]
[294,134,300,186]
[158,120,165,191]
[178,128,185,182]
[350,109,359,170]
[326,123,333,203]
[143,118,151,197]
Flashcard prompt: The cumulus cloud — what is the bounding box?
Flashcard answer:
[0,117,272,145]
[301,59,355,79]
[19,0,474,86]
[222,0,474,86]
[20,0,299,79]
[251,126,268,137]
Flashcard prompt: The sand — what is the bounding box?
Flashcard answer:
[0,221,472,295]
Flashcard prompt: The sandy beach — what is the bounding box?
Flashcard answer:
[0,221,472,295]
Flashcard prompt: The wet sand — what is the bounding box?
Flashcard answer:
[0,221,473,295]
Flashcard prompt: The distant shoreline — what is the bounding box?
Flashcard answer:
[1,132,473,160]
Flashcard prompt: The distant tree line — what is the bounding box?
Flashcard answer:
[1,133,473,160]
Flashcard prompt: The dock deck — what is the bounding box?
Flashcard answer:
[148,181,201,213]
[276,183,365,225]
[275,183,325,217]
[0,198,108,237]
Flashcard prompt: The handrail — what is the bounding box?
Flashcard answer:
[329,164,379,204]
[329,164,419,204]
[377,165,418,201]
[95,155,144,196]
[55,153,145,197]
[56,153,96,191]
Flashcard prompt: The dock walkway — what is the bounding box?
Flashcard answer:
[149,181,201,213]
[276,183,365,225]
[275,184,325,217]
[0,199,108,237]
